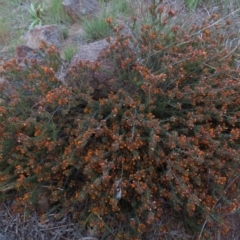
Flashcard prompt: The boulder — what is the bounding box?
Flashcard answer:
[15,45,66,86]
[66,36,137,99]
[23,25,63,49]
[66,39,112,98]
[62,0,100,22]
[15,45,44,66]
[70,39,110,65]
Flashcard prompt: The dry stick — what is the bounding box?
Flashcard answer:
[95,213,114,236]
[197,176,239,240]
[15,214,19,235]
[188,7,240,38]
[80,238,99,240]
[219,44,240,61]
[3,203,11,217]
[42,223,74,231]
[0,182,16,192]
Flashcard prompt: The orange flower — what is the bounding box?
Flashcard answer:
[34,129,41,137]
[105,16,113,25]
[204,29,211,36]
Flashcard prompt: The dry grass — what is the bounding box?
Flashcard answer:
[0,19,9,45]
[0,200,84,239]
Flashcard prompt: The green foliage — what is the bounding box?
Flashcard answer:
[185,0,200,10]
[61,28,69,40]
[63,45,77,61]
[82,12,113,41]
[82,0,132,41]
[28,2,45,30]
[0,3,240,239]
[46,0,70,24]
[109,0,131,16]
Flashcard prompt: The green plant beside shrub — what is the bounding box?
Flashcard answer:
[82,13,113,41]
[28,2,45,30]
[63,45,78,61]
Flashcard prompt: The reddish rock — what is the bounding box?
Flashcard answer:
[15,45,44,65]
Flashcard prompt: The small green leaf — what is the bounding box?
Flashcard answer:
[29,3,36,15]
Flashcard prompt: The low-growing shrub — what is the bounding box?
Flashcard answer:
[0,2,239,239]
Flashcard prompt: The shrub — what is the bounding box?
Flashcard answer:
[0,2,240,239]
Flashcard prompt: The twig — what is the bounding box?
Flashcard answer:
[44,223,74,231]
[197,176,239,240]
[148,7,240,61]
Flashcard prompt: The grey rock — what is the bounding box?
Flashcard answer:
[62,0,100,22]
[66,37,137,99]
[66,39,112,98]
[23,25,63,49]
[70,39,110,65]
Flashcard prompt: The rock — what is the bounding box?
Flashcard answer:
[70,39,110,64]
[15,45,44,66]
[66,39,112,98]
[23,25,63,49]
[66,36,137,99]
[62,0,100,22]
[15,44,66,92]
